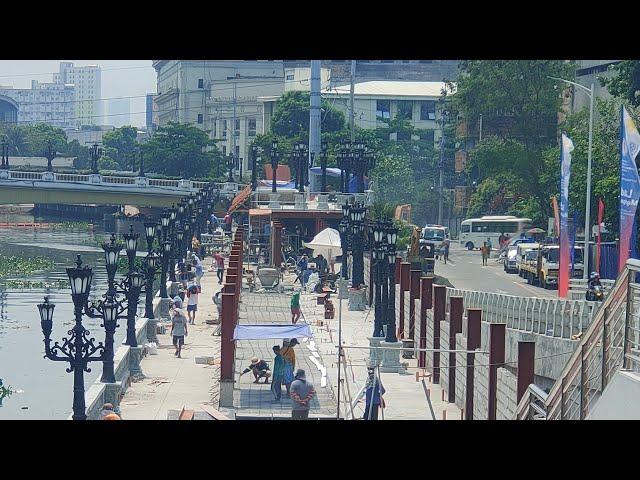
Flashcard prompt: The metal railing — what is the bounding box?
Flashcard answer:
[515,258,640,420]
[446,288,595,339]
[515,384,549,420]
[250,191,370,211]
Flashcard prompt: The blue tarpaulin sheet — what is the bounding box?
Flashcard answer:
[232,324,313,341]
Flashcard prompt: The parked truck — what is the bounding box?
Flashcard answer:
[520,244,584,289]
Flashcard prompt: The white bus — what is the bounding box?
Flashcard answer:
[459,215,532,250]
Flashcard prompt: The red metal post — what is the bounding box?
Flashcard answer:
[409,269,421,341]
[399,262,410,339]
[419,276,433,368]
[465,308,482,420]
[220,292,236,381]
[448,296,463,403]
[517,341,535,403]
[432,284,447,383]
[487,323,506,420]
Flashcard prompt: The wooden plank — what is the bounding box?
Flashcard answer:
[199,404,232,420]
[179,408,195,420]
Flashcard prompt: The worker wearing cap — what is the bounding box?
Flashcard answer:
[240,357,271,384]
[170,297,188,358]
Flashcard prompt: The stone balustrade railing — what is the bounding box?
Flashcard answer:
[446,287,597,339]
[0,169,239,195]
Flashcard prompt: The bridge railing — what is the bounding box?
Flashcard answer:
[515,258,640,420]
[250,191,372,211]
[446,288,596,339]
[0,169,243,195]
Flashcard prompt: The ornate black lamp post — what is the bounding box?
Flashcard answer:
[0,137,9,169]
[372,221,386,338]
[168,208,177,282]
[143,222,159,319]
[350,202,366,288]
[44,141,56,172]
[159,211,171,299]
[123,225,138,273]
[38,256,105,420]
[89,143,102,175]
[385,225,399,343]
[339,202,351,280]
[123,270,145,347]
[271,140,279,193]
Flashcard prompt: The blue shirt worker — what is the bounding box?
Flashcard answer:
[362,368,386,420]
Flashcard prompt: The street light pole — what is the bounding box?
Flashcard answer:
[548,76,594,280]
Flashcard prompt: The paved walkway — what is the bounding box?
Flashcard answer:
[232,290,336,419]
[302,286,463,420]
[119,265,222,420]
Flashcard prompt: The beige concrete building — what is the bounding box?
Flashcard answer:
[153,61,285,176]
[259,80,450,147]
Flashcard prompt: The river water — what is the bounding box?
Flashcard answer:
[0,213,140,419]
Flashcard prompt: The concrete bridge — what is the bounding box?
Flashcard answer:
[0,169,243,207]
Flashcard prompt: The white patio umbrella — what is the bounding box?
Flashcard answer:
[303,227,342,260]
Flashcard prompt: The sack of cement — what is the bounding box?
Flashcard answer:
[145,342,159,355]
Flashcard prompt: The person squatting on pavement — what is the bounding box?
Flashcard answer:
[290,369,316,419]
[240,357,271,384]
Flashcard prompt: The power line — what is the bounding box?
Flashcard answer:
[0,64,154,79]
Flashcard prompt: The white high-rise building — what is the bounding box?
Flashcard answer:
[0,80,75,128]
[53,62,101,127]
[107,98,131,128]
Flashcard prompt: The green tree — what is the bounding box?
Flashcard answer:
[271,91,345,138]
[102,126,139,171]
[22,123,68,156]
[141,122,219,178]
[454,60,575,148]
[601,61,640,107]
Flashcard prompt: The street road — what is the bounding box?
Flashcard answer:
[435,244,558,299]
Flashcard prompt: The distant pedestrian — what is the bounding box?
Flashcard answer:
[362,367,386,420]
[443,239,450,264]
[224,213,232,233]
[297,254,309,288]
[271,345,285,401]
[213,251,225,284]
[211,213,219,230]
[170,297,188,358]
[100,402,122,420]
[281,338,297,395]
[291,289,301,324]
[192,255,204,286]
[481,242,489,266]
[192,236,201,254]
[290,369,316,420]
[486,237,493,255]
[186,283,200,324]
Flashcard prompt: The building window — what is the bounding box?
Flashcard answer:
[222,120,227,137]
[376,100,390,119]
[420,101,436,121]
[197,114,203,124]
[222,146,227,155]
[286,74,295,81]
[397,100,413,120]
[198,78,204,89]
[248,118,256,136]
[422,130,435,146]
[234,146,240,168]
[212,121,217,138]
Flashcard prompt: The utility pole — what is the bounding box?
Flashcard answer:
[232,76,237,179]
[349,60,356,142]
[309,60,322,191]
[438,111,445,225]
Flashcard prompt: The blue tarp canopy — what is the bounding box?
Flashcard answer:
[232,324,313,341]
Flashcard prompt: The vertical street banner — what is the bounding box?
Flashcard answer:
[551,196,560,240]
[559,133,574,298]
[618,106,640,273]
[597,198,604,274]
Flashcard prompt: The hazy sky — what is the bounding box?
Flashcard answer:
[0,60,157,127]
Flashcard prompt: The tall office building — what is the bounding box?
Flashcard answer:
[0,80,75,128]
[53,62,101,126]
[107,97,131,128]
[146,93,158,132]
